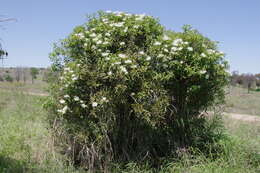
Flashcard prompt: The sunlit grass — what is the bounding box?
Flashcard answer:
[0,85,259,172]
[225,86,260,116]
[0,90,80,172]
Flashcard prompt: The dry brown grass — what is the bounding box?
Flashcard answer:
[225,86,260,116]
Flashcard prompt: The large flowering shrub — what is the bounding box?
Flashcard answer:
[47,11,229,170]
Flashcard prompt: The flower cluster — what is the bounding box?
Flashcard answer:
[53,11,228,118]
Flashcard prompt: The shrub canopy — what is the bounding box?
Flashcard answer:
[47,11,229,169]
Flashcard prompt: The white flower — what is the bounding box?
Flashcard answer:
[93,37,99,42]
[75,33,84,39]
[218,51,224,55]
[178,47,183,51]
[158,54,164,57]
[154,41,161,46]
[146,56,151,61]
[77,64,81,67]
[89,33,97,37]
[64,67,70,71]
[139,51,145,55]
[201,53,206,57]
[102,18,108,23]
[133,25,139,29]
[92,102,98,107]
[120,42,125,46]
[101,97,108,102]
[136,14,146,20]
[114,22,124,27]
[207,49,215,54]
[163,35,170,40]
[103,41,109,45]
[84,43,88,47]
[105,33,111,37]
[180,61,184,64]
[114,61,121,65]
[171,47,178,52]
[184,41,189,45]
[102,53,109,57]
[125,59,132,64]
[58,106,68,114]
[118,54,127,58]
[108,71,112,75]
[64,95,70,98]
[59,99,66,104]
[81,104,87,108]
[120,66,128,74]
[172,38,183,46]
[164,49,169,52]
[199,70,207,74]
[96,40,103,44]
[123,27,128,32]
[74,96,80,101]
[72,77,78,81]
[187,47,193,51]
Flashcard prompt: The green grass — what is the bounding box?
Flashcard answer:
[0,85,259,172]
[0,81,48,95]
[0,90,80,172]
[225,86,260,116]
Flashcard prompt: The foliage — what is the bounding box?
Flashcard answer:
[4,74,13,82]
[30,67,39,83]
[46,11,229,171]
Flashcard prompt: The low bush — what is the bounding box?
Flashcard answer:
[4,74,13,82]
[45,11,229,171]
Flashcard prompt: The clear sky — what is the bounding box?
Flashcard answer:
[1,0,260,73]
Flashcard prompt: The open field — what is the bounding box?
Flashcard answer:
[0,88,80,172]
[0,83,259,172]
[225,86,260,116]
[0,81,48,95]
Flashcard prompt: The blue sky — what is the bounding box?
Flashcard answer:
[1,0,260,73]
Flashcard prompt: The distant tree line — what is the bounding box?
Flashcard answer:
[230,71,260,92]
[0,67,42,83]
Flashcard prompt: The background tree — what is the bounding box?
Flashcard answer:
[255,73,260,88]
[30,67,39,84]
[4,74,13,82]
[242,74,256,93]
[0,75,4,82]
[15,67,22,82]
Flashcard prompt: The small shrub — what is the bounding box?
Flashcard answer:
[46,11,229,171]
[4,75,13,82]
